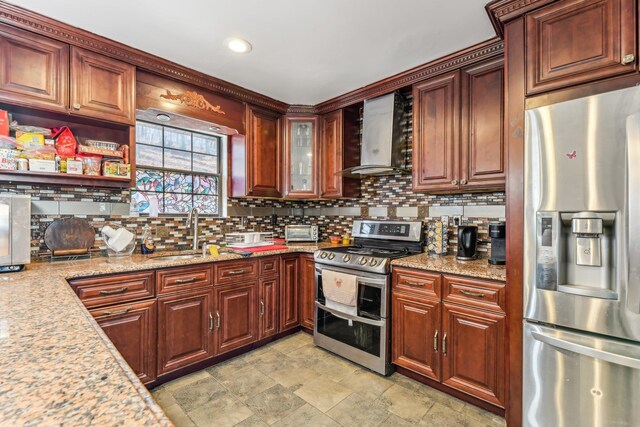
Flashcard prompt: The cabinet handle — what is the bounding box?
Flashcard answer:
[433,330,438,353]
[209,312,213,332]
[260,299,265,316]
[622,54,635,65]
[98,286,128,295]
[72,103,81,110]
[216,310,221,329]
[460,289,486,298]
[227,270,246,276]
[403,280,424,287]
[451,180,458,185]
[460,179,467,185]
[175,277,197,284]
[100,307,131,316]
[443,333,448,355]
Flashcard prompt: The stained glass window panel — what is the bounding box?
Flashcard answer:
[194,175,218,195]
[194,195,218,215]
[164,172,193,193]
[132,191,164,214]
[136,122,163,146]
[136,144,163,168]
[164,193,193,214]
[164,128,191,151]
[193,134,218,155]
[136,169,163,192]
[193,154,218,174]
[164,149,191,170]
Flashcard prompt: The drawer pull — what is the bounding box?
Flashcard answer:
[101,308,131,316]
[459,289,486,298]
[216,310,221,329]
[404,280,425,287]
[622,54,635,65]
[98,286,128,295]
[260,299,265,316]
[443,333,448,355]
[175,277,197,284]
[209,312,214,332]
[433,330,438,353]
[226,270,246,276]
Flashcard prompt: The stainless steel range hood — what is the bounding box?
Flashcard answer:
[340,92,407,177]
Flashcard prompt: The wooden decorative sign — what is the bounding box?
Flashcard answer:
[160,90,226,115]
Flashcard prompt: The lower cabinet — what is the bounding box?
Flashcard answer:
[280,255,300,332]
[90,299,157,384]
[259,277,279,339]
[157,288,215,376]
[300,254,315,330]
[214,281,259,354]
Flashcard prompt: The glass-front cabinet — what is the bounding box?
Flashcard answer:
[284,115,319,198]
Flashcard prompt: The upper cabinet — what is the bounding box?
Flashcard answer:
[70,46,136,125]
[526,0,637,95]
[320,107,361,199]
[0,24,69,112]
[284,115,319,198]
[413,58,505,194]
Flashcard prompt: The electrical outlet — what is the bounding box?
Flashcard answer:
[440,215,449,225]
[156,226,169,238]
[453,215,463,226]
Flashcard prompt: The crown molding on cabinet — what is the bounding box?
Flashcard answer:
[485,0,558,37]
[286,105,319,115]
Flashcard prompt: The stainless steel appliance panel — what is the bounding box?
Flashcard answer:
[0,194,31,268]
[524,322,640,427]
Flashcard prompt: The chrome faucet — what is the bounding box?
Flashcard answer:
[186,207,200,251]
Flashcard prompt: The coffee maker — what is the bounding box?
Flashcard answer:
[488,222,506,265]
[456,226,478,260]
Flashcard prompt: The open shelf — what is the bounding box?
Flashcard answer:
[0,169,132,188]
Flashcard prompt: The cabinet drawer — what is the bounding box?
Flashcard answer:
[69,271,155,308]
[157,264,213,295]
[392,268,441,300]
[215,260,259,285]
[259,256,279,277]
[442,275,505,313]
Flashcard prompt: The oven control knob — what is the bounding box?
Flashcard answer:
[320,252,328,259]
[369,259,379,267]
[342,254,351,262]
[328,253,335,260]
[359,257,368,265]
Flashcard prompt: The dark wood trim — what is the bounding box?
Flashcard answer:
[395,366,505,417]
[0,1,289,113]
[0,170,132,188]
[504,17,526,427]
[315,38,504,114]
[485,0,559,37]
[287,105,318,115]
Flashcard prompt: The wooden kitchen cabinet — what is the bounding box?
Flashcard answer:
[69,271,155,309]
[279,255,300,331]
[0,23,69,112]
[259,277,279,339]
[214,281,259,354]
[70,46,136,125]
[300,254,316,330]
[392,291,442,381]
[90,299,157,384]
[284,115,319,198]
[525,0,637,95]
[320,107,361,199]
[157,288,214,375]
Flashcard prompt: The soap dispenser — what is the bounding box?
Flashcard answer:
[140,225,156,254]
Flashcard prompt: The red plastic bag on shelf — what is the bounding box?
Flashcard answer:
[50,126,77,157]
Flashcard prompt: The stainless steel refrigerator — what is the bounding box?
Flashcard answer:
[523,85,640,426]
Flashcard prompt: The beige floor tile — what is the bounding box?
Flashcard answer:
[234,415,270,427]
[162,403,195,427]
[217,366,277,401]
[187,393,254,427]
[151,386,177,408]
[268,334,311,354]
[388,372,465,410]
[339,369,394,399]
[294,376,353,412]
[245,384,306,425]
[379,384,434,423]
[309,352,361,382]
[272,403,340,427]
[296,332,313,344]
[379,413,417,426]
[420,402,485,427]
[326,392,391,427]
[245,348,290,375]
[461,403,506,427]
[163,370,211,393]
[206,356,249,379]
[267,365,319,389]
[172,376,227,412]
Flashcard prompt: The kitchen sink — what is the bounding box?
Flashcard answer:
[149,254,204,261]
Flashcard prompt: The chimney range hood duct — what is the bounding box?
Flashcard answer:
[340,92,407,177]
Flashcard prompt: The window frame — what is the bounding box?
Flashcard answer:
[134,120,223,216]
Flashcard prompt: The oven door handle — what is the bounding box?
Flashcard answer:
[315,301,385,327]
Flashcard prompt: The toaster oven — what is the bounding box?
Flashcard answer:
[285,225,318,243]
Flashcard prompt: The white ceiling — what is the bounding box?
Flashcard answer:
[9,0,496,105]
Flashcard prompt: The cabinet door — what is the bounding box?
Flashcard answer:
[279,255,300,331]
[320,110,343,198]
[0,24,68,111]
[300,254,316,330]
[526,0,636,95]
[259,277,279,339]
[461,58,505,191]
[441,303,505,407]
[412,71,460,192]
[246,105,283,197]
[91,299,156,384]
[391,292,441,381]
[157,289,214,375]
[285,116,319,198]
[215,281,258,354]
[70,46,135,124]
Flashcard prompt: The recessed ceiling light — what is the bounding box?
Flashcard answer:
[156,113,171,122]
[227,38,252,54]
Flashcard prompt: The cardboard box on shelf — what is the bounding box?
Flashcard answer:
[103,161,130,178]
[28,159,56,172]
[0,148,19,170]
[67,159,83,175]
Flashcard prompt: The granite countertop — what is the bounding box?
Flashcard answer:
[391,254,507,282]
[0,243,326,426]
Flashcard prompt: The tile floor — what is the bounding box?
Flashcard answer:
[152,332,506,427]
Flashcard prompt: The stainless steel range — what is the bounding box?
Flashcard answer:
[313,220,423,375]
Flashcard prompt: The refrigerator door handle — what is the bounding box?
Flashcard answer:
[532,331,640,370]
